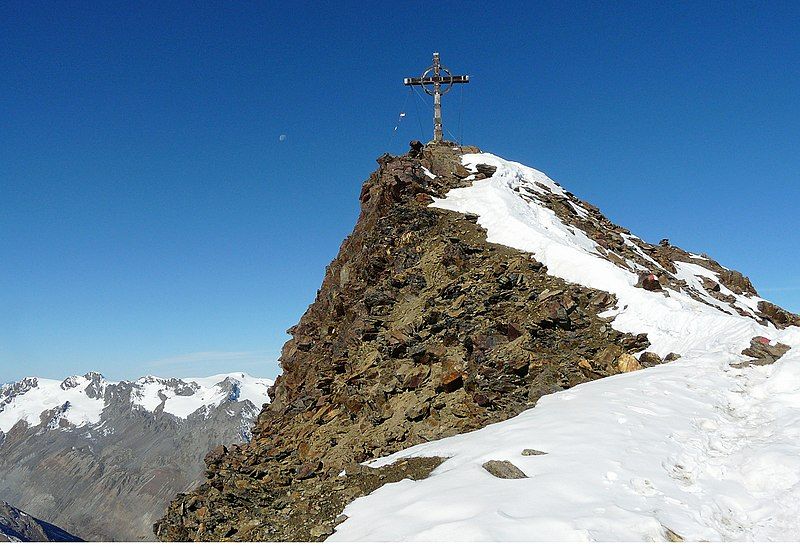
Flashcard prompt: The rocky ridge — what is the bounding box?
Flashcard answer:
[0,500,81,542]
[156,142,796,541]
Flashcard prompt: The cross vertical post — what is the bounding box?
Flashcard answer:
[404,53,469,143]
[432,53,443,142]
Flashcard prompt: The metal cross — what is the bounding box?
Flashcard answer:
[404,52,469,143]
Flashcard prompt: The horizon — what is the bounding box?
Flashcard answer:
[2,1,799,384]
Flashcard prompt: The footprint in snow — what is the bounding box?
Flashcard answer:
[630,477,660,496]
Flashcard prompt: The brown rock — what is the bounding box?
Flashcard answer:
[758,300,800,329]
[296,460,321,480]
[616,353,642,372]
[475,163,497,177]
[594,345,623,369]
[637,272,662,292]
[638,351,663,368]
[203,445,228,468]
[439,371,464,393]
[452,164,471,179]
[472,392,491,407]
[405,403,429,421]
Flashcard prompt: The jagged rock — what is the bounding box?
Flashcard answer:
[310,524,334,538]
[204,445,229,467]
[757,300,800,329]
[475,163,497,177]
[718,269,756,295]
[296,461,321,480]
[439,371,464,393]
[405,403,429,421]
[638,352,663,367]
[616,353,643,373]
[453,164,471,179]
[664,527,684,542]
[699,276,721,292]
[482,460,528,479]
[664,352,682,362]
[731,336,791,368]
[594,345,623,369]
[637,272,662,292]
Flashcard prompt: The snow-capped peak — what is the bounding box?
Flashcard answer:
[0,372,273,433]
[129,372,272,419]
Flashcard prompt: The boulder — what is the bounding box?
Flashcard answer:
[733,336,791,367]
[482,460,528,479]
[638,351,663,367]
[439,371,464,392]
[636,272,662,292]
[616,353,642,372]
[521,449,547,456]
[475,163,497,177]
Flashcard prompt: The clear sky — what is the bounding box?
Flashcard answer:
[2,1,799,384]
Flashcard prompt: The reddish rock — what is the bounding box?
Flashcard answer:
[440,371,464,393]
[637,272,662,292]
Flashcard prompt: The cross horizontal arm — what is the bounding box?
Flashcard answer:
[404,75,470,86]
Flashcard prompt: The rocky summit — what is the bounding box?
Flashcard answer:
[155,142,798,541]
[0,372,272,541]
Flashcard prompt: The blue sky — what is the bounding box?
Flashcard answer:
[2,1,798,383]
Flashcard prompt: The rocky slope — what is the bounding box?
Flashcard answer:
[156,141,797,541]
[328,152,800,541]
[0,372,272,540]
[0,500,81,542]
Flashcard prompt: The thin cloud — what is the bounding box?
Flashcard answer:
[144,351,279,378]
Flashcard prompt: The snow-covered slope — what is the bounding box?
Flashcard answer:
[330,152,800,541]
[0,372,272,433]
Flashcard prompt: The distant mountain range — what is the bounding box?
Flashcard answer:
[0,371,273,540]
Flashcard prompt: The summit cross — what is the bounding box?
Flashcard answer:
[404,52,469,143]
